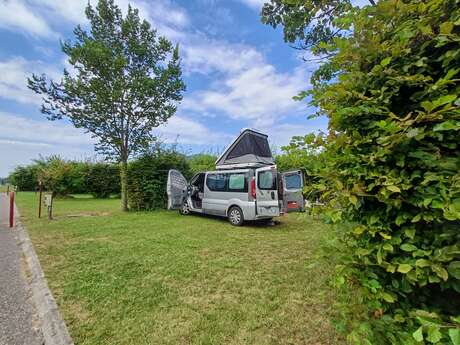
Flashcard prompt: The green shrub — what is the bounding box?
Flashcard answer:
[275,133,334,203]
[8,165,39,191]
[37,157,77,196]
[310,0,460,343]
[188,153,216,175]
[128,149,191,210]
[85,163,120,198]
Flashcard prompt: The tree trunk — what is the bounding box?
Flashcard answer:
[119,159,129,212]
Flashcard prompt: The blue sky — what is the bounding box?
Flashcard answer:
[0,0,329,176]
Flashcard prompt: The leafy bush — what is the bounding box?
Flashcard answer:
[8,165,39,191]
[128,149,191,210]
[8,156,120,197]
[275,133,334,203]
[85,163,120,198]
[37,157,78,196]
[188,153,216,175]
[309,0,460,343]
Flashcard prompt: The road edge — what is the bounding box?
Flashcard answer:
[14,203,74,345]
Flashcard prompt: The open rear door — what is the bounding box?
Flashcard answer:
[282,170,305,212]
[167,170,187,210]
[255,166,280,217]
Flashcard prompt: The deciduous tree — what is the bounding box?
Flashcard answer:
[28,0,185,211]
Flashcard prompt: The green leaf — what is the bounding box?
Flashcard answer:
[412,214,422,223]
[433,120,460,132]
[353,226,366,235]
[448,261,460,279]
[379,232,392,240]
[433,94,457,107]
[349,194,358,206]
[416,259,431,268]
[440,22,454,34]
[381,57,392,67]
[413,326,424,342]
[401,244,418,252]
[449,328,460,345]
[387,185,401,193]
[405,228,416,239]
[431,200,444,209]
[398,264,413,274]
[427,325,442,343]
[382,292,396,303]
[421,101,434,112]
[383,243,394,252]
[432,265,448,281]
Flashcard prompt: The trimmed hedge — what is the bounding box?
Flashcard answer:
[311,0,460,343]
[85,163,120,198]
[8,157,120,198]
[127,150,191,210]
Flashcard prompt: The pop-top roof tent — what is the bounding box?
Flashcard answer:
[215,128,274,170]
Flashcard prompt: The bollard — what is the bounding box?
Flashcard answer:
[9,191,14,228]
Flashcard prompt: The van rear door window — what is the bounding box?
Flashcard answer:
[285,174,302,189]
[258,170,276,190]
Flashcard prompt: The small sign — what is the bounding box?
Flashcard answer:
[44,194,52,207]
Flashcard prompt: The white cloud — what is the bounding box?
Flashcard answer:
[0,0,189,40]
[0,0,56,38]
[237,0,266,10]
[0,57,61,105]
[0,111,93,146]
[155,115,231,145]
[0,111,95,176]
[182,41,309,128]
[182,38,265,75]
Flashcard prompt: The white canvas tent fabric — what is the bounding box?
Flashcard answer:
[215,129,274,170]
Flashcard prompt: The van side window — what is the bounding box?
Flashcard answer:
[258,170,276,190]
[228,173,247,192]
[206,173,227,191]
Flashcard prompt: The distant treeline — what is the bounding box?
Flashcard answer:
[7,150,217,209]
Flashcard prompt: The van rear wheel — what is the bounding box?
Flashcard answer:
[228,206,244,226]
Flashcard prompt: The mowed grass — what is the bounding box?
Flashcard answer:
[16,192,344,345]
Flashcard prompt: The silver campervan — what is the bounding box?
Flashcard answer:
[167,129,305,226]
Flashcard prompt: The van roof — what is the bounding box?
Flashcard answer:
[215,128,275,170]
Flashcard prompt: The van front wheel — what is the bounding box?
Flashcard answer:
[228,206,244,226]
[180,201,191,215]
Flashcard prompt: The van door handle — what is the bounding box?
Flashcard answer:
[271,191,275,199]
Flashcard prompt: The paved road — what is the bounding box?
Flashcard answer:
[0,193,43,345]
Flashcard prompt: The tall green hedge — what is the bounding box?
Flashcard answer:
[127,150,191,210]
[85,163,120,198]
[310,0,460,343]
[8,157,120,198]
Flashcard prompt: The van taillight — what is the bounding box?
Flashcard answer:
[250,177,256,199]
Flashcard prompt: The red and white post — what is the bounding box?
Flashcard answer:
[9,191,14,228]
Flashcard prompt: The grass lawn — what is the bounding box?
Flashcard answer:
[16,192,346,345]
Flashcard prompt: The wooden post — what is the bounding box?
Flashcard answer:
[38,182,43,218]
[9,192,14,228]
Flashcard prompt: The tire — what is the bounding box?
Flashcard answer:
[228,206,244,226]
[179,201,191,215]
